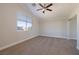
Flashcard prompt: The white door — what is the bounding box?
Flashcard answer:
[68,16,77,40]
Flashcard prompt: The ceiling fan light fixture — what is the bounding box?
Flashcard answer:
[37,3,53,14]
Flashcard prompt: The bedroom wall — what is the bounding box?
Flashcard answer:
[0,4,39,50]
[39,17,77,39]
[39,19,67,38]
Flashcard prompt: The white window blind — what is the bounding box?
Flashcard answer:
[16,13,32,31]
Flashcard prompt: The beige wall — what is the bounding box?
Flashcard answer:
[39,19,67,38]
[0,4,39,49]
[0,5,4,47]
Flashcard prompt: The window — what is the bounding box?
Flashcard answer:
[16,13,32,31]
[17,20,27,31]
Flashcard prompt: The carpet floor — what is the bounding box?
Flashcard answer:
[0,36,79,55]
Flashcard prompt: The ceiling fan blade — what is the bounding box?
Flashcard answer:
[37,9,43,11]
[39,3,44,8]
[46,9,52,11]
[44,4,46,7]
[46,3,53,8]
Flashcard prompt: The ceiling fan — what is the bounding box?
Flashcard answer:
[37,3,53,13]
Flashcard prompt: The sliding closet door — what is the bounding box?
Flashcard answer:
[68,16,77,40]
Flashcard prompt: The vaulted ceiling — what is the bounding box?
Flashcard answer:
[24,3,78,20]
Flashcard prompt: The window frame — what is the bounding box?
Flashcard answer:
[16,13,32,31]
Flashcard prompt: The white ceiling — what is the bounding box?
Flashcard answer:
[25,3,78,20]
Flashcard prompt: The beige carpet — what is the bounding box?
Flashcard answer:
[0,36,78,55]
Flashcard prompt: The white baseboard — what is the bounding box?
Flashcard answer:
[0,35,38,51]
[39,34,76,40]
[40,35,67,39]
[68,38,76,40]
